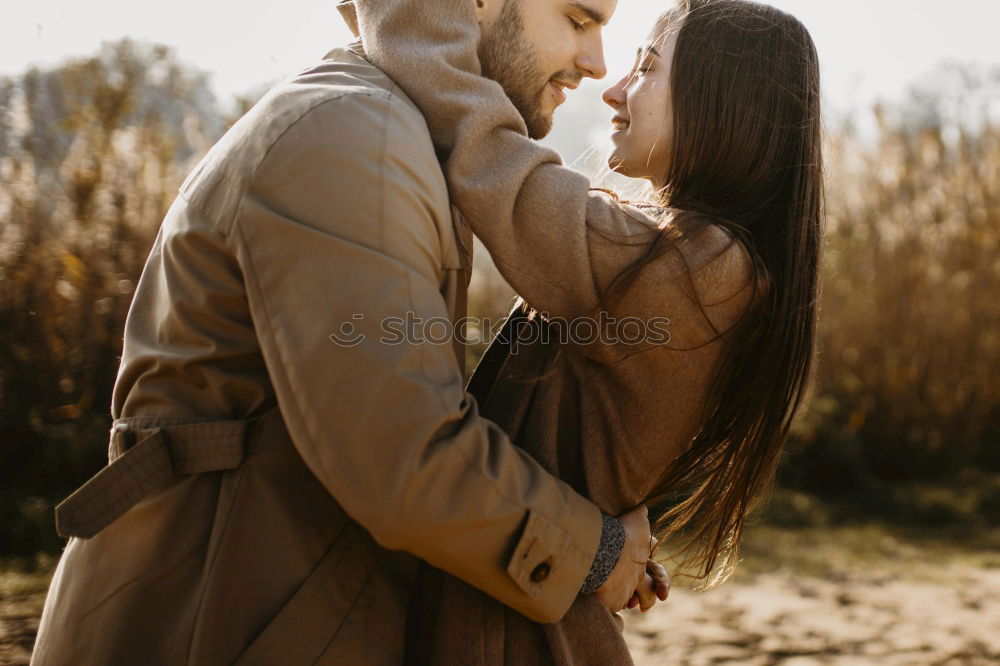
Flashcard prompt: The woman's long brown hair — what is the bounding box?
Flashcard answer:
[610,0,824,586]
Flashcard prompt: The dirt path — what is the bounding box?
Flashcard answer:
[0,566,48,666]
[3,527,998,665]
[623,566,1000,665]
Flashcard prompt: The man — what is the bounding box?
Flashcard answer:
[30,0,653,663]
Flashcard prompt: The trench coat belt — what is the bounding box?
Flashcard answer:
[54,416,264,539]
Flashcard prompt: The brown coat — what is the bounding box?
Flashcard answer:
[30,44,608,665]
[347,0,757,663]
[404,228,752,666]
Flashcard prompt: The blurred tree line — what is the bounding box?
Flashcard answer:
[1,41,998,556]
[776,65,1000,526]
[0,40,223,554]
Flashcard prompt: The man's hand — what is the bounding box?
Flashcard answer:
[594,505,651,612]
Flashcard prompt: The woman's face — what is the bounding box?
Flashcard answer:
[601,16,679,187]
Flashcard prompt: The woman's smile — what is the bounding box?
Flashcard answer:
[611,116,630,133]
[601,20,678,184]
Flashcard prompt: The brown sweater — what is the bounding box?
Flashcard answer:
[343,1,758,663]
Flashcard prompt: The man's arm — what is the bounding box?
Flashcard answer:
[228,90,615,623]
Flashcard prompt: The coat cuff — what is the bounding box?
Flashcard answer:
[505,501,602,622]
[579,513,626,595]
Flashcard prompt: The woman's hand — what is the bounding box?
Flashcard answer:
[626,545,671,612]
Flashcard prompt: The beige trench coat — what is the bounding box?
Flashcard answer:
[30,43,607,665]
[342,1,763,662]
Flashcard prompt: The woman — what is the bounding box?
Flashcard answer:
[355,0,823,663]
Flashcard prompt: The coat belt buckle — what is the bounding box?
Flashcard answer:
[108,422,133,463]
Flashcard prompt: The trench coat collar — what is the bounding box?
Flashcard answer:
[337,1,360,37]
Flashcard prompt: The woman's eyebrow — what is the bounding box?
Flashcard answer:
[636,45,662,59]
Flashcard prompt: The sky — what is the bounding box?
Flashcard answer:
[1,0,997,153]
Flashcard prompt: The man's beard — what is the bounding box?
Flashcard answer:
[478,0,552,139]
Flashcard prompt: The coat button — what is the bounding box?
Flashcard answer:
[530,561,551,583]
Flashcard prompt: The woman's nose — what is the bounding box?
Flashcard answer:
[602,77,626,109]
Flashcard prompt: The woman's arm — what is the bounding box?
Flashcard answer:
[351,0,668,322]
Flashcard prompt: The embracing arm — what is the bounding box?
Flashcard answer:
[349,0,667,322]
[229,91,612,623]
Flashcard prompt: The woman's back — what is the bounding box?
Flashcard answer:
[404,217,756,666]
[484,216,756,514]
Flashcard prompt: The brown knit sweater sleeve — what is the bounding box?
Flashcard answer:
[351,0,672,323]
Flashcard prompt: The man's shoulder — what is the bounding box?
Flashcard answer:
[179,45,440,233]
[280,45,427,119]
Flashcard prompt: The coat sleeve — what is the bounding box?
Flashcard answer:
[227,91,602,624]
[350,0,674,323]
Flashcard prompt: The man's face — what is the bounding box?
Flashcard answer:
[478,0,617,139]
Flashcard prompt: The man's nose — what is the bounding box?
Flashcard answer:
[577,33,608,80]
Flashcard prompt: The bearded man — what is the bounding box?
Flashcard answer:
[30,0,655,664]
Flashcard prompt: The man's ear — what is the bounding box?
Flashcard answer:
[474,0,504,26]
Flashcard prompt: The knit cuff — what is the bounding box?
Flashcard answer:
[579,512,625,595]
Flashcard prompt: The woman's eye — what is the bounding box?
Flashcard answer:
[636,66,651,77]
